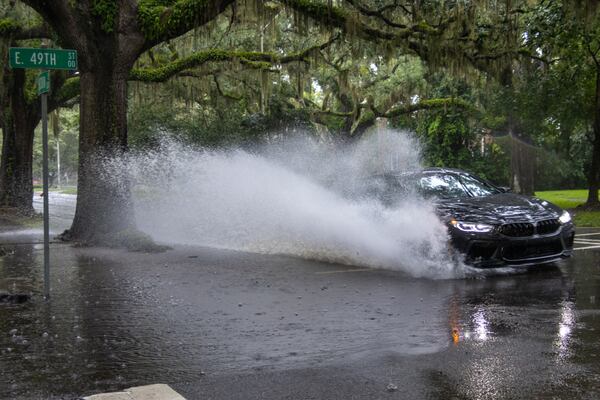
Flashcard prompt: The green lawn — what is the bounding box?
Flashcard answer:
[535,189,600,227]
[33,185,77,195]
[58,187,77,195]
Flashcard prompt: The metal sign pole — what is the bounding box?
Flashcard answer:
[41,71,50,299]
[9,48,78,300]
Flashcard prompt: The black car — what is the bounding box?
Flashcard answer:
[367,168,575,268]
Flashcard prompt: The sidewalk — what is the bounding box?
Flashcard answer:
[84,384,185,400]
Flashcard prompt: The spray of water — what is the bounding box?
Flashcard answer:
[128,130,465,278]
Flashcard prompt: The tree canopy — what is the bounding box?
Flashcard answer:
[1,0,600,242]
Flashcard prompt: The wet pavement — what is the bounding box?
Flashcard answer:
[1,196,600,399]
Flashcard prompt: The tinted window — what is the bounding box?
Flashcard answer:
[364,171,500,201]
[458,174,500,197]
[417,174,469,198]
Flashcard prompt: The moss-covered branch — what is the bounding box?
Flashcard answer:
[0,18,19,35]
[130,39,336,83]
[138,0,236,49]
[280,0,439,42]
[130,50,273,82]
[54,77,80,105]
[383,97,475,118]
[343,0,410,29]
[349,97,476,138]
[0,18,52,40]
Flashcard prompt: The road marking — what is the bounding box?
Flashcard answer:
[576,232,600,237]
[574,245,600,251]
[315,268,373,275]
[574,239,600,244]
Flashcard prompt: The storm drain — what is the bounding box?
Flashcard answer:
[0,292,30,304]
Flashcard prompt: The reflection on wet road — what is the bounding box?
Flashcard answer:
[1,240,600,399]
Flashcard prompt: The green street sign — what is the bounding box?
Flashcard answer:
[37,71,50,95]
[9,47,77,70]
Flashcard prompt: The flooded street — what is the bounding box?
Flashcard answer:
[1,196,600,399]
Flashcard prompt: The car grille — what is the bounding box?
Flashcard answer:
[499,222,534,237]
[499,219,560,237]
[536,219,560,235]
[502,240,563,261]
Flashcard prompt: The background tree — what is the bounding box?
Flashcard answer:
[0,2,77,213]
[524,1,600,205]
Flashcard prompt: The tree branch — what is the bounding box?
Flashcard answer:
[212,75,241,100]
[383,97,475,118]
[0,19,52,40]
[343,0,408,29]
[280,0,439,43]
[52,76,81,108]
[139,0,237,50]
[130,38,337,83]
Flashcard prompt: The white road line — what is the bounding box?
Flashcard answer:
[574,239,600,244]
[574,245,600,251]
[576,232,600,236]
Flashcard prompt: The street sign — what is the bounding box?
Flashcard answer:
[6,46,77,299]
[37,71,50,95]
[9,47,77,70]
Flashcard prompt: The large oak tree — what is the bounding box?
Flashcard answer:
[16,0,236,241]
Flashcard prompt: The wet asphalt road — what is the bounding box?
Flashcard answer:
[0,195,600,399]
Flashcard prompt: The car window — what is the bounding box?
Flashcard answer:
[417,174,469,198]
[458,174,500,197]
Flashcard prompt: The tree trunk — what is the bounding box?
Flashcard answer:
[65,68,134,241]
[500,66,535,196]
[586,70,600,205]
[0,68,39,213]
[509,132,535,195]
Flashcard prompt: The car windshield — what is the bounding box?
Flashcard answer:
[416,174,470,198]
[415,173,501,198]
[390,173,501,199]
[457,173,500,197]
[365,171,501,201]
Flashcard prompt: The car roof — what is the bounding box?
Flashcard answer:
[420,167,469,174]
[370,167,470,179]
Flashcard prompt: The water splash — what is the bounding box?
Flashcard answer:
[129,130,464,278]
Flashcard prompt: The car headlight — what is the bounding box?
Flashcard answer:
[559,211,571,224]
[450,219,495,233]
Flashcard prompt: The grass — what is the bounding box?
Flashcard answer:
[535,189,600,227]
[0,207,42,230]
[33,185,77,195]
[58,187,77,195]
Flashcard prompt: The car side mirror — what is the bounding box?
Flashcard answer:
[498,186,512,193]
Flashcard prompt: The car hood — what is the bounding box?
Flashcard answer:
[435,193,562,224]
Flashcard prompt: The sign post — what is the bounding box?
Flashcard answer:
[40,71,50,299]
[9,48,78,300]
